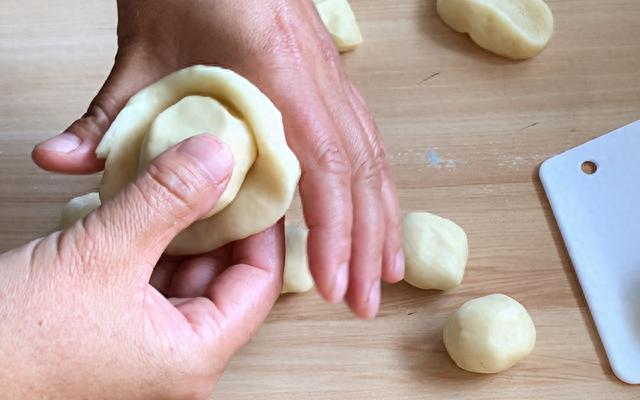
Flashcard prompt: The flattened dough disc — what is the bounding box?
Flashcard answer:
[540,120,640,384]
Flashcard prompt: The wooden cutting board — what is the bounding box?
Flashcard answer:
[1,0,639,398]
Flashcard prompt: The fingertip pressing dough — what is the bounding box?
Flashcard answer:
[436,0,554,60]
[314,0,363,52]
[282,223,314,294]
[96,65,301,256]
[59,192,101,229]
[443,294,536,374]
[403,212,468,291]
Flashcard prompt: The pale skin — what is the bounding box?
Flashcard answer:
[0,0,404,397]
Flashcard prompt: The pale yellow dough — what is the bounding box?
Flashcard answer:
[282,223,314,294]
[403,212,468,290]
[436,0,554,60]
[443,294,536,374]
[96,65,301,256]
[59,192,101,229]
[314,0,363,52]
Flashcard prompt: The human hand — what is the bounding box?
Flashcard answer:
[31,0,404,319]
[3,136,283,399]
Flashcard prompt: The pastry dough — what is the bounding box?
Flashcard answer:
[403,212,468,290]
[282,223,314,294]
[59,192,101,229]
[436,0,554,60]
[96,65,301,255]
[443,294,536,373]
[314,0,363,52]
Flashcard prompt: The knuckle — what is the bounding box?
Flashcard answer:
[353,159,382,190]
[312,138,351,176]
[140,160,206,219]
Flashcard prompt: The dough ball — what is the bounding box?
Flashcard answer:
[282,223,314,294]
[443,294,536,374]
[314,0,363,52]
[403,212,468,290]
[96,66,301,256]
[59,192,101,229]
[436,0,554,60]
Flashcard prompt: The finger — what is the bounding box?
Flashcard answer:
[284,95,353,304]
[315,81,384,319]
[59,135,234,284]
[347,82,404,283]
[167,253,230,298]
[32,50,163,174]
[199,222,284,356]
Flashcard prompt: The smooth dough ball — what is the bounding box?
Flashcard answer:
[96,65,301,256]
[59,192,101,229]
[314,0,363,52]
[403,212,468,290]
[444,294,536,374]
[436,0,554,60]
[282,223,314,294]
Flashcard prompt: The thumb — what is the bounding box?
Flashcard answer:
[62,135,234,284]
[32,51,163,174]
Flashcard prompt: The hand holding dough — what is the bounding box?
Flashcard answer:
[314,0,363,52]
[96,66,301,255]
[444,294,536,373]
[437,0,554,59]
[282,224,314,294]
[403,212,468,290]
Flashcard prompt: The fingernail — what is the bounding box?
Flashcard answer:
[177,135,234,183]
[330,263,349,303]
[366,280,381,319]
[394,249,405,278]
[36,132,81,153]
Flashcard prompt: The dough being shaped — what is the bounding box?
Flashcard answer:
[59,192,101,229]
[436,0,554,60]
[282,223,314,294]
[403,212,468,290]
[140,96,257,217]
[314,0,363,52]
[96,65,301,256]
[443,294,536,374]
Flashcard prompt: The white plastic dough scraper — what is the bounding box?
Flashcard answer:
[540,120,640,384]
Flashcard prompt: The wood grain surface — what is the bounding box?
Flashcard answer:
[1,0,639,398]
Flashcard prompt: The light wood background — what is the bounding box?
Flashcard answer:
[1,0,639,398]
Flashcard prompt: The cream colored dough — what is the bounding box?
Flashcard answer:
[443,294,536,374]
[96,65,301,256]
[282,223,314,294]
[402,212,468,290]
[436,0,554,60]
[314,0,363,52]
[59,192,101,229]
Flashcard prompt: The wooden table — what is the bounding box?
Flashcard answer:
[1,0,639,398]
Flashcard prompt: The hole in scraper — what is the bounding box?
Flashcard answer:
[581,161,597,175]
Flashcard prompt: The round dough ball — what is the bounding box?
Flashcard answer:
[437,0,554,60]
[443,294,536,374]
[314,0,363,52]
[282,223,314,294]
[59,192,101,229]
[403,212,468,290]
[96,66,301,256]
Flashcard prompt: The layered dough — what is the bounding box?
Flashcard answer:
[96,65,301,255]
[59,192,101,229]
[437,0,554,59]
[314,0,363,52]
